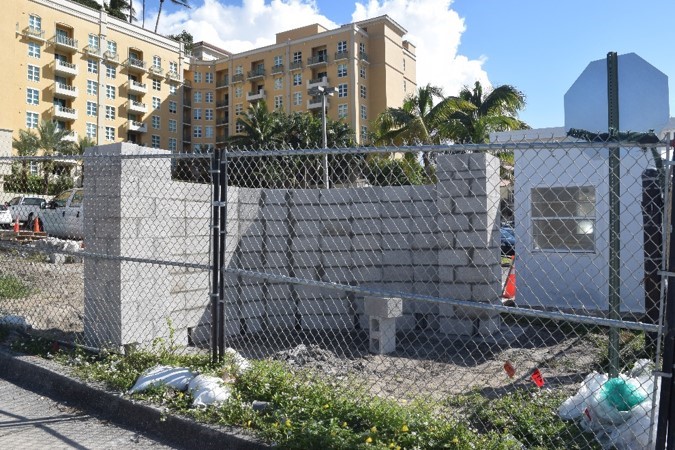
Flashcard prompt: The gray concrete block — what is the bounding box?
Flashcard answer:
[382,266,414,282]
[351,203,381,219]
[267,314,296,330]
[412,251,436,266]
[438,317,475,336]
[293,251,321,268]
[354,266,382,283]
[471,248,500,266]
[438,249,470,266]
[454,231,493,248]
[456,266,500,284]
[301,313,351,330]
[364,296,403,318]
[414,265,438,282]
[321,236,351,252]
[292,236,319,252]
[352,235,381,251]
[472,283,502,302]
[322,251,352,267]
[299,298,350,315]
[437,215,470,232]
[352,218,381,235]
[382,250,412,265]
[438,283,472,301]
[369,317,397,354]
[322,205,351,221]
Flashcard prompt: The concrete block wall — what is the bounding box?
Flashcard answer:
[83,146,501,348]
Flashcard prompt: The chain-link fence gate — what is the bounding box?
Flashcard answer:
[0,137,672,449]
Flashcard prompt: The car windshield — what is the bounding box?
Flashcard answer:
[8,197,20,206]
[53,190,72,207]
[24,198,44,206]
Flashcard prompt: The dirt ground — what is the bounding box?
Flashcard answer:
[0,249,605,404]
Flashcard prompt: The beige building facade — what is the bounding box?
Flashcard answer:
[3,0,416,157]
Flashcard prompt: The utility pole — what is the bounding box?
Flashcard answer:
[310,85,335,188]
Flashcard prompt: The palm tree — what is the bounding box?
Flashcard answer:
[442,81,528,144]
[35,121,73,194]
[154,0,190,33]
[11,130,39,192]
[228,100,284,149]
[105,0,134,21]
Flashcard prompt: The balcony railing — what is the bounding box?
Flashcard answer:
[359,51,369,62]
[307,76,328,89]
[271,64,284,74]
[216,100,228,108]
[104,50,119,63]
[289,60,303,71]
[216,118,228,126]
[54,82,78,98]
[231,73,244,83]
[149,65,164,76]
[53,34,78,52]
[247,68,265,79]
[127,120,147,133]
[128,100,147,113]
[125,58,146,72]
[335,50,349,60]
[216,135,227,144]
[62,131,78,142]
[216,76,229,88]
[166,70,180,81]
[21,26,45,41]
[128,80,147,94]
[307,97,324,109]
[54,105,77,120]
[54,59,78,76]
[307,55,328,66]
[246,89,265,101]
[84,45,102,58]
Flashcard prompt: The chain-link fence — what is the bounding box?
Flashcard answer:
[0,136,672,448]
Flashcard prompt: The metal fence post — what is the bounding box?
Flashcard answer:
[218,148,227,361]
[210,148,221,363]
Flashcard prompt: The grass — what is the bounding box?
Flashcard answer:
[0,274,32,299]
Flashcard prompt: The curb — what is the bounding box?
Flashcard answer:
[0,348,270,450]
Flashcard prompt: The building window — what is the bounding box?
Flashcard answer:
[205,92,214,103]
[205,109,213,120]
[152,79,161,91]
[403,58,406,71]
[88,34,99,50]
[235,86,242,98]
[107,40,117,55]
[337,64,347,78]
[359,42,366,54]
[169,119,177,132]
[169,101,177,113]
[151,135,160,148]
[87,80,98,95]
[292,51,302,63]
[169,84,177,95]
[86,122,96,139]
[152,97,160,109]
[274,55,283,67]
[168,137,177,151]
[28,42,40,58]
[360,104,367,120]
[205,72,213,83]
[274,77,282,90]
[234,65,243,75]
[88,59,98,74]
[274,95,283,109]
[152,115,160,129]
[105,105,115,120]
[105,126,115,141]
[236,123,244,133]
[26,112,39,129]
[26,88,39,105]
[337,40,347,53]
[337,104,347,119]
[27,65,40,82]
[86,101,97,116]
[29,161,39,176]
[152,55,161,70]
[361,126,368,141]
[194,71,202,83]
[360,85,367,98]
[193,126,202,138]
[106,84,115,99]
[293,92,302,106]
[105,64,116,79]
[194,108,202,120]
[169,61,178,74]
[29,14,42,31]
[235,104,242,115]
[194,92,202,103]
[360,66,366,79]
[338,83,347,98]
[403,80,407,92]
[205,126,214,138]
[532,186,596,252]
[293,73,302,86]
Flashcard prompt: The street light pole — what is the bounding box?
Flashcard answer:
[310,85,335,188]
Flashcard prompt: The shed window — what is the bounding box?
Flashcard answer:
[531,186,595,252]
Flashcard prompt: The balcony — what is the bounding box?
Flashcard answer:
[271,64,284,74]
[53,34,78,53]
[307,76,328,90]
[54,82,78,99]
[62,131,78,142]
[231,73,244,83]
[166,70,180,82]
[246,89,265,101]
[128,80,147,95]
[54,59,78,77]
[359,51,369,62]
[53,105,77,121]
[104,51,119,64]
[307,55,328,66]
[216,76,229,88]
[216,118,228,127]
[307,96,326,109]
[127,120,147,133]
[149,65,164,76]
[128,100,147,113]
[335,50,349,61]
[183,136,192,144]
[216,100,228,109]
[20,26,46,41]
[84,45,102,58]
[247,68,265,80]
[216,135,227,144]
[125,58,146,73]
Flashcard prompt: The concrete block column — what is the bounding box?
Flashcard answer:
[365,296,402,354]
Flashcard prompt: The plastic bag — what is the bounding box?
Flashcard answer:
[223,347,252,375]
[188,375,232,407]
[128,365,195,394]
[558,372,607,420]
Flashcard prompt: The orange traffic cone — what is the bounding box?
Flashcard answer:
[33,217,41,233]
[502,255,516,300]
[12,217,19,233]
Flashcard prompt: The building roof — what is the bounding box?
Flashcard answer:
[354,15,408,36]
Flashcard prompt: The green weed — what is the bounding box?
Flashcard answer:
[0,274,32,299]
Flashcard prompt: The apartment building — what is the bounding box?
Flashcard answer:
[3,0,416,158]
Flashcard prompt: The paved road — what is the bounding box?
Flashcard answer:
[0,377,177,449]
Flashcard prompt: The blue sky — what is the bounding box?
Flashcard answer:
[152,0,674,130]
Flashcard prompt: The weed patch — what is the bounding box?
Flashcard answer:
[0,274,32,299]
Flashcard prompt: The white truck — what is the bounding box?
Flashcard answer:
[7,196,47,228]
[39,188,84,240]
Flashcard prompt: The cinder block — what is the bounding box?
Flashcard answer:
[472,283,502,302]
[438,249,470,266]
[351,203,380,219]
[369,317,397,354]
[352,235,381,251]
[382,250,412,266]
[437,215,470,233]
[302,314,351,330]
[438,317,475,336]
[382,266,414,282]
[438,283,472,301]
[479,315,501,336]
[456,266,500,284]
[364,296,403,318]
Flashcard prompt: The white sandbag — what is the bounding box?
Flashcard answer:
[188,374,232,407]
[223,347,252,375]
[559,372,607,420]
[128,365,195,394]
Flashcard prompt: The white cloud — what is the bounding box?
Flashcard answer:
[150,0,337,53]
[352,0,489,97]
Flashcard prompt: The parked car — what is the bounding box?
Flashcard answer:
[7,196,46,227]
[501,224,515,256]
[39,188,83,240]
[0,205,13,228]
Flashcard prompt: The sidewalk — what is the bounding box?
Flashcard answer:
[0,347,267,450]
